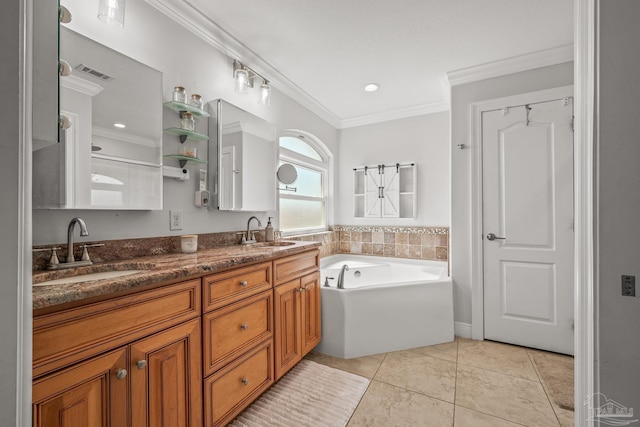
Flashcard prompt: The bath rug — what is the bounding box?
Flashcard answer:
[230,359,370,427]
[530,351,574,411]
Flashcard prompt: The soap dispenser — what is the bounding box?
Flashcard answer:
[265,217,274,242]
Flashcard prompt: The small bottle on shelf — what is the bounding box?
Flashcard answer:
[173,86,187,104]
[190,94,203,110]
[180,112,195,132]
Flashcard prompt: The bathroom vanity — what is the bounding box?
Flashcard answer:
[32,242,321,427]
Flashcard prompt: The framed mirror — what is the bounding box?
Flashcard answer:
[207,99,277,212]
[32,25,163,210]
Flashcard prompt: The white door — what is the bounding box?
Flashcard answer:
[482,98,574,355]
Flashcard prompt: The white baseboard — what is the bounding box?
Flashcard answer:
[455,322,472,339]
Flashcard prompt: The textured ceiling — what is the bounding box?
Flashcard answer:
[183,0,573,124]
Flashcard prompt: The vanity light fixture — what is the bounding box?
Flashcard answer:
[233,60,271,106]
[258,80,271,106]
[98,0,126,28]
[364,83,380,92]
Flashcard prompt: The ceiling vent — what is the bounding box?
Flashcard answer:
[75,64,115,81]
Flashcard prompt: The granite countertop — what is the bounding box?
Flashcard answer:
[32,241,320,311]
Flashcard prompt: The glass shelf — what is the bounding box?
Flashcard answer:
[163,101,210,117]
[163,127,209,142]
[164,154,208,168]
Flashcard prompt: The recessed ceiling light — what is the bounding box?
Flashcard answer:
[364,83,380,92]
[113,123,126,128]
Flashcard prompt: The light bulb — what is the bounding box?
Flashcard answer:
[258,82,271,106]
[234,68,249,94]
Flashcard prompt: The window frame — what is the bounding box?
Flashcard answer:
[278,134,330,235]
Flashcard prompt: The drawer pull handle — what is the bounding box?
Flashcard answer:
[241,378,250,385]
[240,280,248,287]
[241,324,249,331]
[115,369,127,380]
[136,360,147,370]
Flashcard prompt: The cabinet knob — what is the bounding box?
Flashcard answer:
[241,378,250,385]
[298,287,306,292]
[239,280,248,287]
[240,324,249,331]
[115,369,127,380]
[136,360,147,370]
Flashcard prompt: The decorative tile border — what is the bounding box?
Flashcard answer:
[332,225,448,235]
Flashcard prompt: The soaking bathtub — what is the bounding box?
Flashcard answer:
[314,254,454,359]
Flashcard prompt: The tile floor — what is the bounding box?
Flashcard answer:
[305,338,574,427]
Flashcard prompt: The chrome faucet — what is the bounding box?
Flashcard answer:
[244,216,262,244]
[337,264,349,289]
[67,217,89,262]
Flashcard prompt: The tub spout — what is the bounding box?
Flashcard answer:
[337,264,349,289]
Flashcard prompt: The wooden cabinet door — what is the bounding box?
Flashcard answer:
[300,271,322,355]
[33,348,129,427]
[274,278,302,380]
[130,318,202,427]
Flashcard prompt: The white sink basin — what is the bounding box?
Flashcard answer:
[34,270,144,287]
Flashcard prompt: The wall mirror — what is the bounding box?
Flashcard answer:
[207,99,277,212]
[33,25,163,210]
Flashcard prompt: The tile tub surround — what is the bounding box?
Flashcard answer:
[286,231,335,258]
[333,225,449,261]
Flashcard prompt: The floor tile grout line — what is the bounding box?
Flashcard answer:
[368,377,457,406]
[344,377,374,427]
[453,403,530,427]
[526,349,567,426]
[456,359,544,383]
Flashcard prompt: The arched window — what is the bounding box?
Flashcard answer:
[278,132,331,234]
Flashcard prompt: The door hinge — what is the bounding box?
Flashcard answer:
[571,116,575,132]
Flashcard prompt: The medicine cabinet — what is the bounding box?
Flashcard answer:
[207,99,277,212]
[353,163,417,218]
[32,11,163,210]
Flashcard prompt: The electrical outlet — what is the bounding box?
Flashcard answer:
[621,275,636,297]
[170,210,183,230]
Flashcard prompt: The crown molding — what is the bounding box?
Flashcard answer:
[93,126,157,147]
[144,0,341,128]
[339,100,449,129]
[447,44,574,87]
[60,74,104,97]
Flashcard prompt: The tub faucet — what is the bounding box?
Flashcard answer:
[244,216,262,244]
[337,264,349,289]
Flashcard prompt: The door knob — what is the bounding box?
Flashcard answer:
[486,233,506,241]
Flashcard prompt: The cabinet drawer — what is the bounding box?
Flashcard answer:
[203,261,272,311]
[273,250,319,286]
[33,279,201,378]
[203,290,273,376]
[204,339,274,427]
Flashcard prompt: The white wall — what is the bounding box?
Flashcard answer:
[450,63,573,324]
[336,112,450,226]
[597,0,640,412]
[32,0,338,245]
